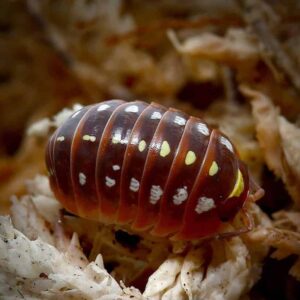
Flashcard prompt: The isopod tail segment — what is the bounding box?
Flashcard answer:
[214,164,265,240]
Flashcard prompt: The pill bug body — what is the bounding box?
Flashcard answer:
[46,100,262,240]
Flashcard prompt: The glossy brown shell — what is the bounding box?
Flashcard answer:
[46,100,251,240]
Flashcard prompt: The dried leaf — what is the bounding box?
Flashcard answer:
[241,86,282,176]
[273,211,300,232]
[144,237,260,300]
[10,196,55,245]
[143,256,184,299]
[278,117,300,205]
[247,227,300,259]
[241,86,300,206]
[169,29,260,70]
[0,216,137,300]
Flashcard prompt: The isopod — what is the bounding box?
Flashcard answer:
[46,100,264,240]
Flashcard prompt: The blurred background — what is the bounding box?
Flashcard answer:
[0,1,300,299]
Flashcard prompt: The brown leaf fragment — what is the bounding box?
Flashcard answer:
[239,0,300,93]
[168,29,260,71]
[278,117,300,206]
[273,211,300,232]
[241,86,300,206]
[241,86,282,176]
[247,227,300,259]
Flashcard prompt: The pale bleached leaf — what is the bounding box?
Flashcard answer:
[0,216,129,300]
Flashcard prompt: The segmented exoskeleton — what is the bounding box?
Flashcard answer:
[46,100,263,240]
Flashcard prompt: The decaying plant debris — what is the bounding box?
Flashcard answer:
[1,0,300,299]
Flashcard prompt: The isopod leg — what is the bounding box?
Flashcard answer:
[216,206,254,239]
[249,175,265,202]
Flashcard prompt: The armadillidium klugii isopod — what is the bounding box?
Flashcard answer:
[46,100,264,240]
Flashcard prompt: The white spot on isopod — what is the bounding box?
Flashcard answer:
[173,186,188,205]
[79,172,86,186]
[151,111,162,120]
[150,185,163,205]
[174,116,186,126]
[195,197,215,214]
[220,136,234,152]
[129,177,140,192]
[112,165,120,171]
[57,136,65,142]
[97,104,110,111]
[82,135,96,142]
[125,105,139,113]
[197,123,209,136]
[112,131,122,144]
[105,176,116,188]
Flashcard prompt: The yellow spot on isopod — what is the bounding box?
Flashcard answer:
[160,141,171,157]
[138,140,146,152]
[209,161,219,176]
[228,169,244,198]
[185,151,196,165]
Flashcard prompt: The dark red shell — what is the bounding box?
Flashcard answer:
[46,100,255,240]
